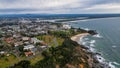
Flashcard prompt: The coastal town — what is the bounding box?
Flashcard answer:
[0,17,110,68]
[0,18,73,55]
[0,18,80,67]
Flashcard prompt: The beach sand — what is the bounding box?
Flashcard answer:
[71,33,89,42]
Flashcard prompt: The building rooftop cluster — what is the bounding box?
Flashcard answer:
[0,18,71,58]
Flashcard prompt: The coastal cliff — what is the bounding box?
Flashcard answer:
[71,33,110,68]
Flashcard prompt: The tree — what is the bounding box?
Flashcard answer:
[10,60,31,68]
[18,46,24,52]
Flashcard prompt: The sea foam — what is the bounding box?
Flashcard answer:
[95,55,105,63]
[113,62,120,65]
[112,45,117,48]
[78,33,116,68]
[90,40,96,44]
[93,34,103,38]
[109,62,116,68]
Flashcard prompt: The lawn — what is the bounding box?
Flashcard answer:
[36,35,64,47]
[0,54,44,68]
[30,55,44,65]
[0,55,25,68]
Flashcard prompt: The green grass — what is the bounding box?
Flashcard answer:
[36,35,64,47]
[0,55,23,68]
[30,56,44,65]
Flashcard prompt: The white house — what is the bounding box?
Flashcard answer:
[31,38,42,44]
[63,24,71,29]
[0,51,5,55]
[22,37,30,41]
[24,45,35,50]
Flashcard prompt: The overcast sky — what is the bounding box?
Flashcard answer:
[0,0,120,14]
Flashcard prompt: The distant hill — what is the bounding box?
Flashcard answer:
[0,14,120,19]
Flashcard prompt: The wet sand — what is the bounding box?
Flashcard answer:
[71,33,89,42]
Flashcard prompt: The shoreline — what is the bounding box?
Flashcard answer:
[71,33,111,68]
[71,33,89,42]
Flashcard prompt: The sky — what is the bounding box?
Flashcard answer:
[0,0,120,14]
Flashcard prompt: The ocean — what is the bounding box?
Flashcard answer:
[69,17,120,68]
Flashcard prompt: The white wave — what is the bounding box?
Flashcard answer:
[93,34,103,38]
[78,41,85,45]
[84,38,89,41]
[81,27,90,31]
[90,40,96,44]
[94,55,117,68]
[112,45,117,48]
[90,43,95,47]
[79,36,89,45]
[80,36,84,41]
[109,62,116,68]
[95,55,105,63]
[79,37,91,46]
[89,40,96,47]
[113,62,120,65]
[82,42,86,45]
[89,47,96,52]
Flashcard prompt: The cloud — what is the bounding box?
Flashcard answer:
[0,0,120,14]
[85,3,120,10]
[0,0,81,9]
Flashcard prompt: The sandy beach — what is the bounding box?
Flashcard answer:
[71,33,89,42]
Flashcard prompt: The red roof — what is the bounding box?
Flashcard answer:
[4,38,13,43]
[25,52,33,56]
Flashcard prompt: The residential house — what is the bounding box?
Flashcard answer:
[14,42,23,47]
[23,45,35,50]
[24,52,35,57]
[0,51,5,55]
[31,38,42,44]
[22,37,30,41]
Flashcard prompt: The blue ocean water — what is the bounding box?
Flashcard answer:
[70,17,120,68]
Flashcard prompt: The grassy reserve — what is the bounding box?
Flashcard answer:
[0,55,24,68]
[36,35,64,47]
